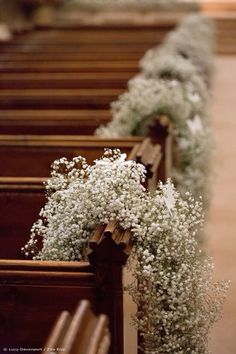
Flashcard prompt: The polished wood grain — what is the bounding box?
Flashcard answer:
[0,136,143,177]
[0,223,132,354]
[0,72,133,89]
[0,106,173,140]
[0,61,138,73]
[0,109,111,135]
[44,300,110,354]
[0,88,123,109]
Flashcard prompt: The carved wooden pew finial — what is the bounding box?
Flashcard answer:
[128,138,163,190]
[147,115,173,181]
[88,221,132,265]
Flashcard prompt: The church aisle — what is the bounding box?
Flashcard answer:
[208,55,236,354]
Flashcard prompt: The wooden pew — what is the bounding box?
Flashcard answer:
[0,51,141,61]
[0,25,166,134]
[0,136,142,259]
[0,72,133,89]
[0,222,131,354]
[0,31,165,60]
[0,110,112,135]
[0,88,123,109]
[0,136,165,351]
[2,15,236,55]
[0,28,148,115]
[0,131,169,178]
[0,27,169,49]
[0,23,171,352]
[0,24,171,68]
[0,177,45,259]
[0,42,149,55]
[0,60,139,73]
[21,28,167,44]
[44,299,110,354]
[0,26,163,74]
[0,136,165,260]
[0,135,143,177]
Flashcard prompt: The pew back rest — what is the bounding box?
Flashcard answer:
[0,223,131,354]
[0,135,143,177]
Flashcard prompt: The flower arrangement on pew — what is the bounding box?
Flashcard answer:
[23,150,228,354]
[95,15,214,214]
[140,15,215,87]
[96,74,212,213]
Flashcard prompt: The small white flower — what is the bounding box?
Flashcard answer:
[188,92,201,103]
[187,115,203,135]
[163,179,176,211]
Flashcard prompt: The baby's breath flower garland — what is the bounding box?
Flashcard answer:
[129,182,228,354]
[96,15,214,213]
[23,150,147,261]
[23,150,228,354]
[96,75,212,211]
[141,15,215,87]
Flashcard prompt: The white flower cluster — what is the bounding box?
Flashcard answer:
[141,15,215,87]
[96,15,214,212]
[23,150,146,261]
[23,151,228,353]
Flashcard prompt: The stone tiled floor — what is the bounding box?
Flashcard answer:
[208,55,236,354]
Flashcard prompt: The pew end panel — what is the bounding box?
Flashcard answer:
[0,178,46,259]
[0,222,132,354]
[0,260,96,349]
